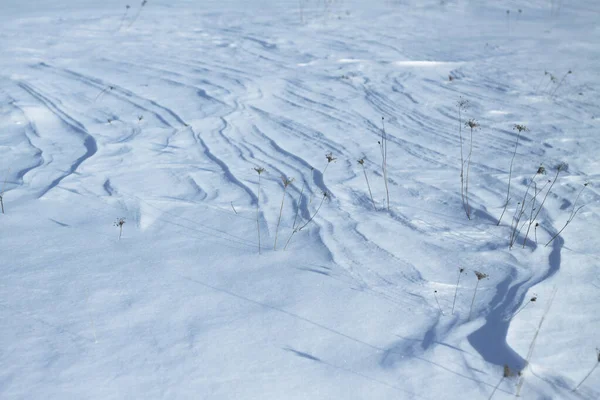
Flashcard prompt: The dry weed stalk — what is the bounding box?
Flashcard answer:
[254,166,265,254]
[464,118,479,219]
[457,98,469,216]
[451,267,465,315]
[546,182,588,247]
[274,176,294,250]
[498,124,528,225]
[114,217,126,240]
[573,348,600,392]
[284,191,328,250]
[379,117,390,211]
[468,271,488,320]
[358,158,376,210]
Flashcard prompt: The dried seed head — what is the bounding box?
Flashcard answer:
[530,295,537,302]
[114,217,126,227]
[357,158,365,165]
[513,124,529,133]
[474,271,488,280]
[254,166,265,174]
[503,365,512,378]
[557,162,568,172]
[326,152,337,163]
[459,267,465,273]
[281,176,294,187]
[457,97,469,110]
[537,165,546,175]
[465,119,479,130]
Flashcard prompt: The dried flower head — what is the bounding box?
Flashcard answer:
[326,152,337,163]
[114,217,126,227]
[457,97,469,110]
[357,158,365,165]
[556,162,568,172]
[254,166,265,175]
[530,295,537,302]
[126,4,131,9]
[466,119,479,130]
[513,124,529,133]
[537,165,546,175]
[459,267,465,273]
[474,271,488,280]
[281,176,294,187]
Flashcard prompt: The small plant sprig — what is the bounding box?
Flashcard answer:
[379,117,390,211]
[573,348,600,392]
[488,364,514,400]
[0,168,9,214]
[468,271,488,320]
[274,176,294,251]
[457,98,469,214]
[95,85,115,102]
[284,191,328,250]
[323,152,336,178]
[451,267,465,315]
[550,70,572,98]
[254,166,265,254]
[522,162,566,247]
[498,124,528,226]
[114,217,126,240]
[358,158,376,210]
[464,118,479,219]
[546,182,589,247]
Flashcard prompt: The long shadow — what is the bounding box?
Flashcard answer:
[467,235,564,370]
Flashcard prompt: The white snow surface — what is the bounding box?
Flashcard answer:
[1,0,600,399]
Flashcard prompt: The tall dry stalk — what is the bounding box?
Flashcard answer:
[522,163,565,247]
[451,267,465,315]
[498,124,528,225]
[358,158,376,210]
[0,168,9,214]
[254,167,265,254]
[457,98,469,216]
[274,176,294,250]
[464,119,480,219]
[379,117,390,211]
[114,217,126,240]
[468,271,488,320]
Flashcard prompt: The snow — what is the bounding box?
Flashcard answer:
[1,0,599,399]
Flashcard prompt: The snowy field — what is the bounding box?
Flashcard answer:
[1,0,599,398]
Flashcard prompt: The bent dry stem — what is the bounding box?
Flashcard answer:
[274,176,294,250]
[284,192,327,250]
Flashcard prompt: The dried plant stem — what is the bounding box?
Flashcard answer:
[509,169,541,248]
[498,134,521,225]
[292,180,306,230]
[284,192,327,250]
[468,279,480,320]
[464,123,475,219]
[274,190,287,250]
[545,184,587,247]
[257,174,262,254]
[1,168,10,214]
[488,376,505,400]
[451,268,464,315]
[458,107,466,212]
[523,165,562,247]
[550,70,572,98]
[274,177,293,251]
[516,287,557,397]
[380,117,390,211]
[573,362,599,392]
[434,291,444,315]
[358,159,376,210]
